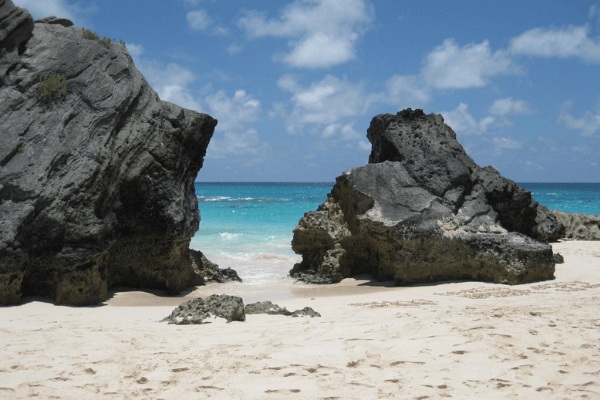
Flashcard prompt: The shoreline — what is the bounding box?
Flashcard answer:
[1,240,599,399]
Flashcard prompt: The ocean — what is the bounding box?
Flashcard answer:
[190,182,600,291]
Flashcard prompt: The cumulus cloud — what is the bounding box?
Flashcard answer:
[238,0,374,68]
[509,24,600,64]
[187,9,228,35]
[488,97,532,116]
[227,42,243,55]
[133,58,203,112]
[492,136,523,150]
[275,74,377,150]
[277,74,370,135]
[206,129,270,159]
[422,39,518,89]
[14,0,95,24]
[125,43,144,59]
[440,103,495,135]
[202,90,272,160]
[187,10,212,30]
[558,100,600,137]
[383,75,431,107]
[204,90,261,132]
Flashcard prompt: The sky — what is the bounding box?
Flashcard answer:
[15,0,600,182]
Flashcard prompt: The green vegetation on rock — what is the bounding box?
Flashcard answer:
[38,74,67,101]
[81,28,125,47]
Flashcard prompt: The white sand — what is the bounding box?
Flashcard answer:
[1,240,599,399]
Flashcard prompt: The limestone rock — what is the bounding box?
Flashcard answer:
[291,109,561,286]
[245,300,321,317]
[551,210,600,240]
[190,249,242,283]
[34,16,73,27]
[161,295,246,324]
[0,1,217,305]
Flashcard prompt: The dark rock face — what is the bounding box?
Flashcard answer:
[0,1,217,305]
[245,300,321,317]
[291,109,563,286]
[190,249,243,284]
[551,210,600,240]
[161,295,246,324]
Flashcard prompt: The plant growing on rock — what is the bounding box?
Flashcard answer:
[81,28,125,47]
[38,74,67,101]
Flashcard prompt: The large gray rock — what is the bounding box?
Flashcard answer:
[291,109,563,286]
[551,210,600,240]
[0,1,217,305]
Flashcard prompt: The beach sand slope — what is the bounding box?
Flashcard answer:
[1,240,599,399]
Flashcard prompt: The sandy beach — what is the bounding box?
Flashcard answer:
[1,240,599,399]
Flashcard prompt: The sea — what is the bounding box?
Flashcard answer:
[190,182,600,293]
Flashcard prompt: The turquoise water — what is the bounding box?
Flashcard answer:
[190,182,599,284]
[190,183,333,260]
[520,183,600,216]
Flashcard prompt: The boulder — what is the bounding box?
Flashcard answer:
[291,109,563,286]
[161,294,246,324]
[190,249,242,283]
[245,300,321,317]
[0,1,217,305]
[551,210,600,240]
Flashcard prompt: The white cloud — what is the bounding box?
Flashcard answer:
[238,0,373,68]
[227,42,243,55]
[488,97,532,116]
[134,60,203,112]
[509,24,600,64]
[187,9,212,30]
[572,145,594,155]
[186,9,228,35]
[440,103,496,135]
[277,74,301,92]
[203,90,269,160]
[357,140,371,151]
[13,0,95,24]
[206,129,270,159]
[279,75,370,135]
[492,136,523,150]
[204,90,261,132]
[125,43,144,59]
[558,100,600,137]
[383,75,431,107]
[422,39,518,89]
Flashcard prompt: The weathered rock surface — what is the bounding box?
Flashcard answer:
[551,210,600,240]
[161,295,245,324]
[291,109,563,286]
[190,249,242,284]
[0,1,217,305]
[245,300,321,317]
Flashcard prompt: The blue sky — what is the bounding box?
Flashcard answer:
[16,0,600,182]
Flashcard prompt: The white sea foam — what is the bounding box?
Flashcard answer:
[220,232,240,240]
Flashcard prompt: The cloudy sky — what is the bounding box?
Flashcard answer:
[16,0,600,182]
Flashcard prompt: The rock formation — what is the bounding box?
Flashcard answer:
[291,109,564,286]
[245,300,321,317]
[0,1,217,305]
[161,295,246,324]
[551,210,600,240]
[190,249,243,284]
